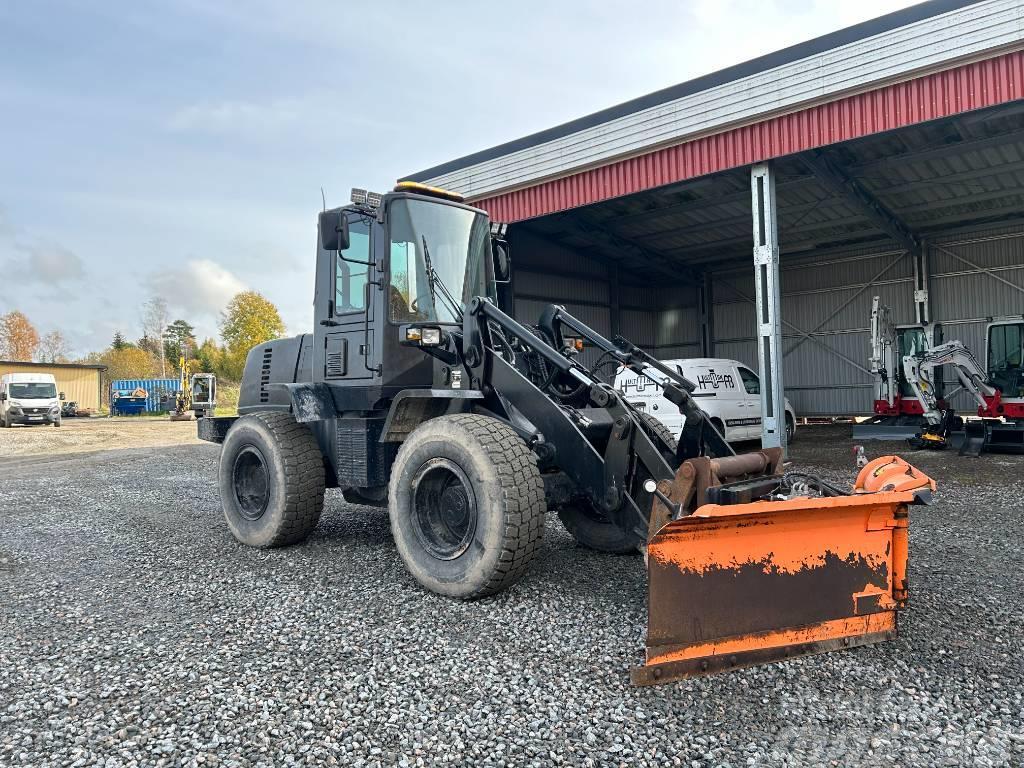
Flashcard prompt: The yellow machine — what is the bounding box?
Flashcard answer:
[171,356,216,420]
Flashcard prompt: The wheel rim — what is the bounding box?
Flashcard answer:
[410,458,478,560]
[232,446,271,521]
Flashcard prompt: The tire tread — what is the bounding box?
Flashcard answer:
[249,411,325,547]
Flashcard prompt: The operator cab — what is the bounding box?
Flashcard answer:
[312,183,508,393]
[987,319,1024,397]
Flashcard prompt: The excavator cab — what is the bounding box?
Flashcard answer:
[987,321,1024,397]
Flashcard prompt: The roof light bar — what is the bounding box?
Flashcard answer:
[393,181,465,203]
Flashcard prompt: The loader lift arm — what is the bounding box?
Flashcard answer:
[459,297,734,541]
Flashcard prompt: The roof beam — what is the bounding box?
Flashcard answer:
[547,210,703,285]
[801,148,920,255]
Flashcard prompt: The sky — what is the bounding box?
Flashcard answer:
[0,0,923,357]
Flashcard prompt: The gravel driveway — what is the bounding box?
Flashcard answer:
[1,423,1022,766]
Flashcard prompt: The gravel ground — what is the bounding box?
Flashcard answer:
[0,418,200,460]
[1,423,1022,767]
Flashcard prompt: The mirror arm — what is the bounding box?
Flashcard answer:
[338,251,375,267]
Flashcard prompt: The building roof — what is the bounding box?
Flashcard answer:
[408,0,981,184]
[0,360,107,371]
[407,0,1022,206]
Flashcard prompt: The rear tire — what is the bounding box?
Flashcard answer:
[786,413,796,444]
[388,413,545,599]
[558,411,678,554]
[219,412,325,548]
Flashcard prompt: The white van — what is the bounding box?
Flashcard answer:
[0,372,63,428]
[614,357,796,443]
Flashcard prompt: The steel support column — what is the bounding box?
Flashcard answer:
[751,164,786,451]
[700,272,714,357]
[912,241,931,325]
[609,262,621,338]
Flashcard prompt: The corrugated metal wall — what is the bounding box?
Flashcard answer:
[928,225,1024,412]
[509,222,1024,417]
[707,223,1024,417]
[508,229,706,372]
[0,364,103,411]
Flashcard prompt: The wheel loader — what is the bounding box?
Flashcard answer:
[198,182,934,685]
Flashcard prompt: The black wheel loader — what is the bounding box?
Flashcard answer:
[199,182,934,685]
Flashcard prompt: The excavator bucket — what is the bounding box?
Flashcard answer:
[632,456,932,686]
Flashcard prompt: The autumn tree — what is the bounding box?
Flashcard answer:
[37,330,70,363]
[141,296,170,376]
[0,311,40,361]
[194,337,222,374]
[99,346,161,384]
[136,334,159,356]
[219,291,285,380]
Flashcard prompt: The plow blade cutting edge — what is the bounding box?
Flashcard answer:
[633,492,914,685]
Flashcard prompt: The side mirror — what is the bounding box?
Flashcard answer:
[492,239,511,283]
[59,391,65,400]
[319,210,350,252]
[0,392,6,401]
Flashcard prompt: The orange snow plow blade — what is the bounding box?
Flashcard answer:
[632,457,933,686]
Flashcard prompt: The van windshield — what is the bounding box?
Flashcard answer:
[9,383,57,399]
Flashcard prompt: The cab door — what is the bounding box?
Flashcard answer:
[735,364,763,440]
[321,213,376,382]
[687,362,744,441]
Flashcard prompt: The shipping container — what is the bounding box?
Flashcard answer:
[109,379,181,414]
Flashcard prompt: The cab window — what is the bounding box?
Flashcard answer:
[335,217,370,314]
[738,366,760,395]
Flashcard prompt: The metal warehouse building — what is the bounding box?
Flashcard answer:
[0,361,106,412]
[407,0,1024,448]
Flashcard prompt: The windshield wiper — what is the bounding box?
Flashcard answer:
[421,235,464,323]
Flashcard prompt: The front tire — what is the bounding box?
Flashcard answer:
[219,412,325,548]
[388,414,545,599]
[785,412,796,444]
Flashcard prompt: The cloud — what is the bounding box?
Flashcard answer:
[147,258,247,322]
[4,242,85,284]
[167,99,300,137]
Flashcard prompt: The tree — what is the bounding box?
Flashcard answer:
[0,311,40,361]
[163,319,197,366]
[136,334,159,356]
[98,346,161,385]
[37,331,70,363]
[141,296,170,376]
[111,331,131,351]
[195,337,221,373]
[219,291,285,381]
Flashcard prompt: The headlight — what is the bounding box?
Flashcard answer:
[405,326,443,346]
[49,406,60,414]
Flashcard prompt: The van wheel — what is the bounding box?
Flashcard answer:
[388,414,545,599]
[786,413,796,443]
[219,412,325,547]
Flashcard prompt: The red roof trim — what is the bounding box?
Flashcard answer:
[473,50,1024,223]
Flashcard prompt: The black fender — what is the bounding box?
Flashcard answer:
[248,382,336,423]
[381,389,484,443]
